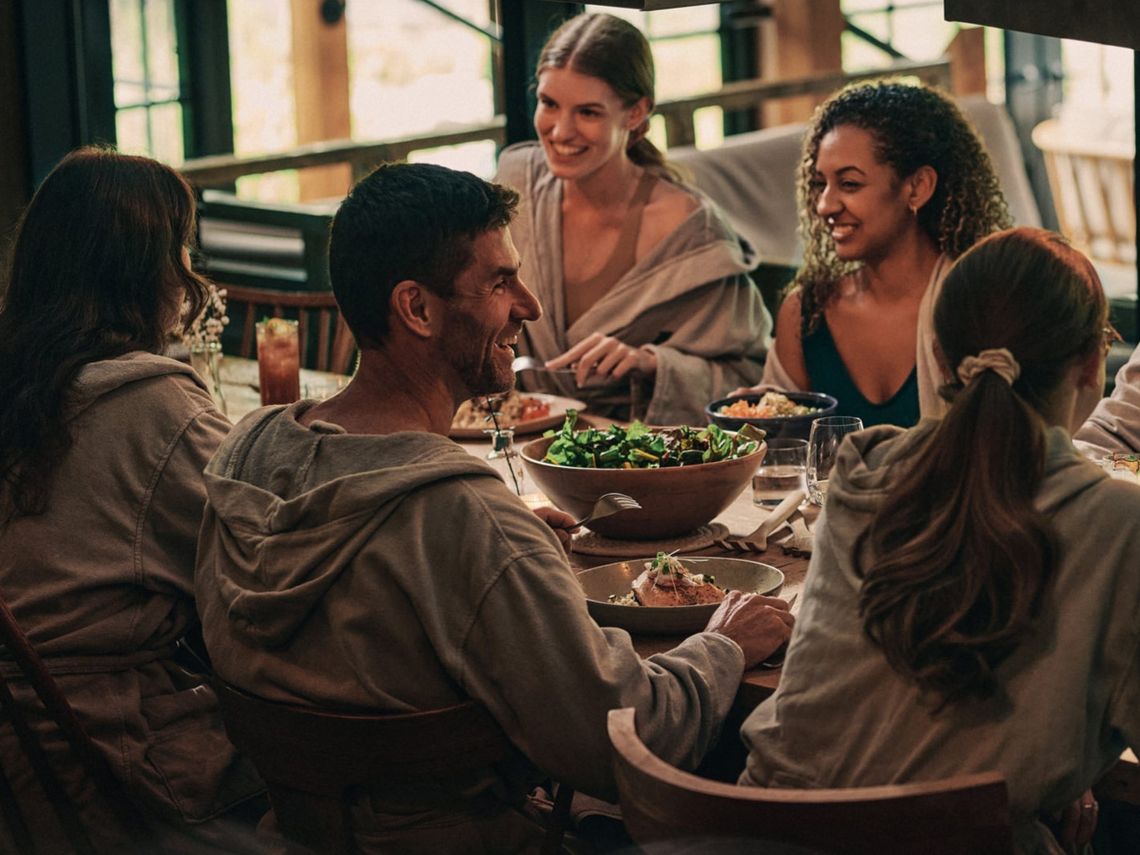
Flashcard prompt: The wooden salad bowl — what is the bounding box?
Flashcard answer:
[520,433,766,540]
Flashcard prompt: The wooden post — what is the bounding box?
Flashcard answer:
[947,26,987,97]
[760,0,844,127]
[290,0,352,201]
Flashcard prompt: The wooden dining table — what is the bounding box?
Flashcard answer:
[219,357,810,712]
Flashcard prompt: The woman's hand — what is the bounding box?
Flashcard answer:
[532,506,579,554]
[546,333,657,388]
[729,382,786,397]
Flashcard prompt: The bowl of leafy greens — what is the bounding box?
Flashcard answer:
[520,413,767,540]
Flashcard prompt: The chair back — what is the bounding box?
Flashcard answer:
[0,596,152,854]
[212,679,516,854]
[1033,118,1136,267]
[223,284,356,375]
[607,707,1013,855]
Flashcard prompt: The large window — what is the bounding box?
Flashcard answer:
[110,0,185,163]
[586,4,725,150]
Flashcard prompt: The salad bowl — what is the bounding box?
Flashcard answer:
[520,419,766,540]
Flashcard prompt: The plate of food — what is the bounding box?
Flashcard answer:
[450,391,586,440]
[705,391,838,440]
[577,552,784,635]
[1103,451,1140,482]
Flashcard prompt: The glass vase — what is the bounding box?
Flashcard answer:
[190,341,228,417]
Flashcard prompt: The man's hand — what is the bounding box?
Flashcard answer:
[1053,789,1098,849]
[704,591,794,668]
[546,333,657,388]
[532,506,578,554]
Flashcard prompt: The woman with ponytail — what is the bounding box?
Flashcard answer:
[741,228,1140,852]
[495,12,771,423]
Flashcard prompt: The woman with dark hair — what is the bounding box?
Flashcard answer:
[741,228,1140,852]
[744,80,1011,427]
[496,12,771,423]
[0,147,263,851]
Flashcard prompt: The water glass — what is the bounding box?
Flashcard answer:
[256,318,301,405]
[807,416,864,506]
[752,438,808,506]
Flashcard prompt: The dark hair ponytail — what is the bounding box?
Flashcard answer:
[854,228,1106,706]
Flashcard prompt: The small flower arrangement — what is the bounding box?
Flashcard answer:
[184,283,229,348]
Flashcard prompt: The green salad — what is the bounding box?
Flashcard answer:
[541,411,765,469]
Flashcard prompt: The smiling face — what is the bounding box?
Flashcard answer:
[812,124,917,264]
[534,66,647,182]
[437,226,541,398]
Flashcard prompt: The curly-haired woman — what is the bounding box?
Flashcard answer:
[0,148,264,851]
[742,228,1138,852]
[747,80,1011,427]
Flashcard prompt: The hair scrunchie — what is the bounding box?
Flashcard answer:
[956,348,1020,386]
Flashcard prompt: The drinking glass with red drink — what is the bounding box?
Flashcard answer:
[256,318,301,405]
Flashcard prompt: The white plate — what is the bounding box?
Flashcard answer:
[577,557,785,636]
[449,393,586,440]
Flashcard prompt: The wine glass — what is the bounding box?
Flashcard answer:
[807,416,864,506]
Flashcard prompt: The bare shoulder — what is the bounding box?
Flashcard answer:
[774,289,810,390]
[637,180,701,259]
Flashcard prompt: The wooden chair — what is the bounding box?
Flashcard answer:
[0,594,152,853]
[213,679,570,854]
[607,707,1013,854]
[1032,118,1136,268]
[222,283,356,375]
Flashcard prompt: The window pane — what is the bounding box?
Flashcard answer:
[227,0,299,199]
[115,106,149,155]
[347,0,496,141]
[144,0,180,102]
[148,102,185,164]
[655,34,721,100]
[110,0,144,108]
[408,140,498,178]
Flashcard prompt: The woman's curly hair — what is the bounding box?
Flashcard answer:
[794,80,1012,333]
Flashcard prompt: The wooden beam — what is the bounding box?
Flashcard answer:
[290,0,352,200]
[760,0,844,127]
[946,26,987,97]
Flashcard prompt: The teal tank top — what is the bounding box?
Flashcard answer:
[802,317,920,428]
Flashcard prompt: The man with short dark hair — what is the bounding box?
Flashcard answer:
[195,162,793,852]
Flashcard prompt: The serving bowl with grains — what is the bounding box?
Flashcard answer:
[705,391,838,440]
[520,413,767,540]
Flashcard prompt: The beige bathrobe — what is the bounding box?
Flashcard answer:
[196,402,746,853]
[761,255,953,420]
[496,142,771,425]
[741,423,1140,854]
[1075,341,1140,457]
[0,353,264,852]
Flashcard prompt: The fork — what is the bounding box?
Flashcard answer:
[511,355,577,376]
[568,492,642,529]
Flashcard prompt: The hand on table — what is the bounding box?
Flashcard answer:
[704,591,795,668]
[546,333,657,388]
[532,506,579,554]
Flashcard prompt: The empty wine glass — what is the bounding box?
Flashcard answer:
[807,416,864,506]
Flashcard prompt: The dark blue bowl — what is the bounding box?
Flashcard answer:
[705,391,839,440]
